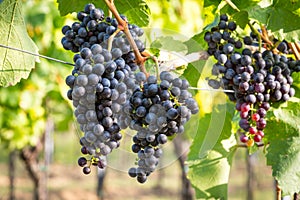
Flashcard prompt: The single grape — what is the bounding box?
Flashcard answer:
[78,157,87,167]
[83,166,91,174]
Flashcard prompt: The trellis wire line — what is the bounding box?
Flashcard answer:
[189,86,235,93]
[0,44,75,66]
[0,44,235,94]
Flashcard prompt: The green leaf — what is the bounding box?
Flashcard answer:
[266,137,300,195]
[204,0,222,8]
[150,36,187,56]
[0,0,38,87]
[264,101,300,141]
[247,0,300,41]
[232,10,249,29]
[182,31,208,87]
[57,0,150,27]
[187,103,237,199]
[265,101,300,195]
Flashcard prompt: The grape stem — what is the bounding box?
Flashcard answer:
[0,44,75,66]
[260,25,274,47]
[103,0,148,76]
[223,0,239,11]
[236,143,265,148]
[108,0,113,18]
[288,42,300,60]
[141,51,160,79]
[223,0,273,50]
[107,28,121,52]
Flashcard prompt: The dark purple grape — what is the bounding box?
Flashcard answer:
[212,32,222,43]
[255,83,265,93]
[78,157,87,167]
[243,36,253,45]
[256,118,267,130]
[228,21,237,31]
[257,108,267,118]
[239,119,250,131]
[220,14,228,21]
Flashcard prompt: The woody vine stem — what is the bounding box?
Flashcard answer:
[103,0,149,76]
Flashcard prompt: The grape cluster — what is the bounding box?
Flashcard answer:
[62,3,199,182]
[205,14,298,146]
[123,71,199,183]
[66,44,134,174]
[62,3,145,174]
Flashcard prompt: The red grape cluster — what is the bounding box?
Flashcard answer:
[205,14,299,146]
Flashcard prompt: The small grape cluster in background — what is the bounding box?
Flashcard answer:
[61,3,199,183]
[205,14,299,146]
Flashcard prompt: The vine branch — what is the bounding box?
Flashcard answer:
[236,143,265,148]
[223,0,273,49]
[103,0,148,76]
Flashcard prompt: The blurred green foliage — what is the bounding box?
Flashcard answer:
[0,0,74,150]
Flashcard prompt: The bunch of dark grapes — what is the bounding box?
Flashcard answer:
[123,71,199,183]
[205,14,299,147]
[65,45,130,174]
[62,3,145,174]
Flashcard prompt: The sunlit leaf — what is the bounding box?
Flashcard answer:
[0,0,38,87]
[187,103,236,199]
[265,102,300,195]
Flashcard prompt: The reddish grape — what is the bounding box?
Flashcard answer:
[251,113,260,122]
[256,130,265,137]
[240,135,249,143]
[254,134,262,142]
[240,103,250,112]
[249,127,256,135]
[240,111,249,119]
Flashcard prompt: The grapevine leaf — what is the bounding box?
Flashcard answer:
[187,103,236,199]
[266,137,300,195]
[247,0,300,41]
[0,0,38,87]
[265,101,300,195]
[57,0,150,27]
[182,31,207,87]
[203,0,222,8]
[150,36,187,56]
[264,101,300,141]
[121,1,150,27]
[219,0,260,16]
[232,11,248,29]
